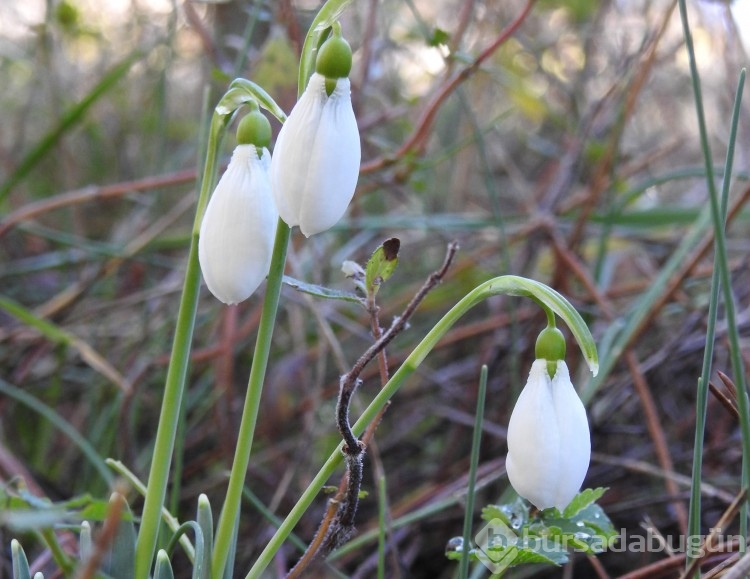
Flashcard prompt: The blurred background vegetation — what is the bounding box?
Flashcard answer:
[1,0,749,576]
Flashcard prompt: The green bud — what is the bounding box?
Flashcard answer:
[236,109,272,149]
[315,33,353,80]
[535,325,566,378]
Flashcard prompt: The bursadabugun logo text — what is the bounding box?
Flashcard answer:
[473,520,737,574]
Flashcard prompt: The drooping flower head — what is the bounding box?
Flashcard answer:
[271,24,361,237]
[505,326,591,511]
[198,107,278,305]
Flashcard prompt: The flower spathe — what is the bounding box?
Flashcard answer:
[270,72,360,237]
[198,145,278,305]
[506,359,591,511]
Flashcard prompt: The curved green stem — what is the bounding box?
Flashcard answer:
[543,304,556,328]
[211,219,291,579]
[244,275,597,577]
[134,110,224,579]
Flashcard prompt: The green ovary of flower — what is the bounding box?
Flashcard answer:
[315,28,352,81]
[236,108,272,150]
[535,325,566,378]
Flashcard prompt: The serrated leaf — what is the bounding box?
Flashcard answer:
[282,276,363,305]
[562,487,608,518]
[364,238,400,297]
[507,547,564,566]
[572,504,617,542]
[481,498,529,530]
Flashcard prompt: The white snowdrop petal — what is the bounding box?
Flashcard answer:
[550,362,591,510]
[199,146,278,305]
[271,74,326,228]
[506,359,591,511]
[299,77,360,236]
[271,73,361,236]
[506,359,562,510]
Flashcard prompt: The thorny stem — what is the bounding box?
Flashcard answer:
[285,242,459,575]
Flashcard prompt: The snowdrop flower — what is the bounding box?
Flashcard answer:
[505,328,591,511]
[198,109,278,305]
[271,26,360,237]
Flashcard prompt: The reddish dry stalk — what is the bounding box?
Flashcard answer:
[586,552,613,579]
[566,0,678,250]
[356,0,380,93]
[448,0,477,57]
[76,492,126,579]
[614,542,743,579]
[286,243,458,577]
[678,488,747,579]
[360,0,536,174]
[625,351,689,534]
[709,381,740,419]
[0,168,198,237]
[623,184,750,357]
[215,304,239,463]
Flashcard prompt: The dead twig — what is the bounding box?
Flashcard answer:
[360,0,535,175]
[286,241,459,577]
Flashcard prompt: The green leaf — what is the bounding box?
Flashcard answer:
[282,275,363,305]
[196,495,213,579]
[1,509,69,530]
[428,27,450,47]
[481,497,529,530]
[11,539,32,579]
[562,487,607,518]
[505,546,564,566]
[445,542,564,567]
[154,551,175,579]
[106,459,196,561]
[571,504,617,543]
[219,78,287,124]
[364,238,400,297]
[80,522,93,562]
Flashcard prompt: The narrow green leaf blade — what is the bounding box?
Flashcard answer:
[11,539,32,579]
[282,275,363,304]
[562,487,607,518]
[154,551,175,579]
[196,495,213,579]
[0,51,141,206]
